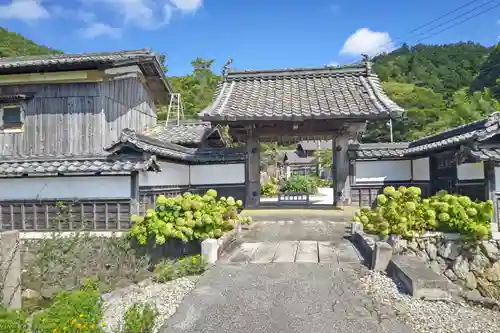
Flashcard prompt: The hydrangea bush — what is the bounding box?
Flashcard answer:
[129,189,250,245]
[354,186,493,239]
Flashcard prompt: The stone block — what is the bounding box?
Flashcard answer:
[389,255,452,301]
[351,222,363,235]
[0,231,21,309]
[201,239,219,264]
[371,241,392,272]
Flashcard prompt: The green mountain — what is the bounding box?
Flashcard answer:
[0,27,62,57]
[1,27,498,143]
[363,42,499,142]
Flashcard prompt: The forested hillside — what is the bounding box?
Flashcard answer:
[0,27,61,57]
[365,42,500,142]
[0,26,498,143]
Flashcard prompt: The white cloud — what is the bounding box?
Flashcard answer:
[340,28,394,57]
[0,0,50,22]
[80,22,121,39]
[170,0,203,12]
[51,6,96,23]
[81,0,202,30]
[328,61,339,67]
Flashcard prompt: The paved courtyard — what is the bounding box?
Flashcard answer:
[162,218,415,333]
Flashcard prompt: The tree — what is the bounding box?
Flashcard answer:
[165,58,220,120]
[314,149,333,170]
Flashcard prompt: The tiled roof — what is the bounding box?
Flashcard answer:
[199,62,404,121]
[0,155,158,177]
[348,142,409,160]
[0,49,173,104]
[281,150,315,165]
[143,121,221,145]
[106,129,244,163]
[468,147,500,162]
[298,140,333,150]
[405,112,500,155]
[1,49,153,70]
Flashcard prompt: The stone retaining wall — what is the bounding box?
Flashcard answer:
[391,236,500,300]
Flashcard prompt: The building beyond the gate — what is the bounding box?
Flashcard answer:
[348,113,500,239]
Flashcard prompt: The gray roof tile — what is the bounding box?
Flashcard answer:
[405,112,500,155]
[280,149,315,165]
[1,49,152,70]
[298,140,333,150]
[143,121,221,145]
[199,64,404,121]
[107,129,244,163]
[468,147,500,161]
[349,142,409,159]
[0,155,157,177]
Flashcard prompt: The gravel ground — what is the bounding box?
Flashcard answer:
[101,276,199,333]
[360,271,500,333]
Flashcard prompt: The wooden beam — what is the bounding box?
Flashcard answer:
[245,127,260,209]
[0,70,108,85]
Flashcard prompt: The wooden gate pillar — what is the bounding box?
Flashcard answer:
[333,133,351,207]
[245,127,260,208]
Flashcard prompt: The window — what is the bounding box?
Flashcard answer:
[1,104,24,132]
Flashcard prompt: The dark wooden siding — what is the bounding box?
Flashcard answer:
[350,181,432,208]
[100,77,156,145]
[0,77,156,157]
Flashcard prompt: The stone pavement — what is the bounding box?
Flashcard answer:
[161,218,415,333]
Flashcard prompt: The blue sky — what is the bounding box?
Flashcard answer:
[0,0,499,76]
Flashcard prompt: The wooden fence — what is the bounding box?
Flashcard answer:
[0,184,246,232]
[0,199,131,231]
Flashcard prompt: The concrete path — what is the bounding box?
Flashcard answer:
[161,218,414,333]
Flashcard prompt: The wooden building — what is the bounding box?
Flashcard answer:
[348,112,500,239]
[0,50,244,231]
[199,59,404,208]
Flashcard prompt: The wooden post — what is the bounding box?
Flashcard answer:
[130,171,140,217]
[245,127,260,208]
[333,133,351,207]
[484,161,498,234]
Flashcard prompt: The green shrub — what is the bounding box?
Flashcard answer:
[282,176,318,194]
[0,306,29,333]
[261,181,279,197]
[314,178,332,188]
[354,186,493,239]
[153,255,206,283]
[129,190,250,245]
[121,302,158,333]
[31,277,105,333]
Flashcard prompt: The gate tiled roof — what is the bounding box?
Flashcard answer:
[199,63,404,121]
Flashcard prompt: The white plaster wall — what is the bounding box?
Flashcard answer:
[412,158,430,181]
[190,163,245,185]
[457,162,484,180]
[139,161,189,186]
[0,176,131,200]
[356,160,411,183]
[495,167,500,190]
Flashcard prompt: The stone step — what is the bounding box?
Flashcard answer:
[219,240,361,264]
[389,255,453,301]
